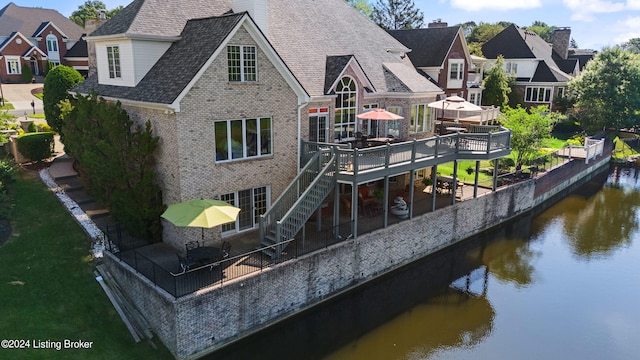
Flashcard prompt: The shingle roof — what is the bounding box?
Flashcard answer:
[75,13,245,104]
[324,55,355,95]
[89,0,232,38]
[0,2,84,40]
[483,24,572,83]
[80,0,441,103]
[65,36,87,58]
[266,0,440,95]
[387,26,461,68]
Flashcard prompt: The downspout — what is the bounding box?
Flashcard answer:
[297,101,308,173]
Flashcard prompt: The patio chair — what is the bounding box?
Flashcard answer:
[221,241,231,258]
[177,254,197,272]
[185,240,201,251]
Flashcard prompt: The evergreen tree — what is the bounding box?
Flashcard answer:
[569,47,640,132]
[62,92,163,240]
[482,56,512,108]
[371,0,424,30]
[21,62,33,83]
[42,65,84,134]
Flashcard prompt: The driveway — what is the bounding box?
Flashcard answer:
[1,83,44,117]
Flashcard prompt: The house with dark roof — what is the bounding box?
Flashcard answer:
[74,0,446,251]
[0,2,88,81]
[388,19,484,106]
[482,24,584,111]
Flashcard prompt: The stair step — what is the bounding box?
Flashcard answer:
[86,208,110,219]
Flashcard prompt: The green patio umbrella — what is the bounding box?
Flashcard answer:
[161,198,240,239]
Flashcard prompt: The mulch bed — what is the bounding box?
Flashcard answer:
[19,159,52,171]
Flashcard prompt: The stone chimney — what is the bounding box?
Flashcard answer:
[233,0,267,33]
[428,19,448,28]
[551,27,571,60]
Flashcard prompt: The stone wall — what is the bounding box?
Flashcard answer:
[108,150,611,359]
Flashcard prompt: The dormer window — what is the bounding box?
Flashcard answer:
[107,46,121,79]
[228,45,256,82]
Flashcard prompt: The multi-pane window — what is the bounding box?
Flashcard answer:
[106,46,121,79]
[449,61,464,80]
[6,58,20,74]
[334,76,357,141]
[46,36,58,52]
[557,87,565,98]
[228,45,257,82]
[309,108,329,142]
[215,117,272,161]
[505,62,518,75]
[410,104,431,134]
[525,87,553,103]
[221,186,268,234]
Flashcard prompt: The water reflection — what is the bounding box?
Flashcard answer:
[209,164,640,360]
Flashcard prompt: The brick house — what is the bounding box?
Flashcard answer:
[73,0,445,250]
[0,2,88,81]
[388,19,483,106]
[481,24,594,111]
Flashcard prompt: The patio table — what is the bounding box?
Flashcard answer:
[187,246,223,265]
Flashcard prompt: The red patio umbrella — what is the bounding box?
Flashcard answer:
[356,108,404,121]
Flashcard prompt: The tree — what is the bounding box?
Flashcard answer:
[620,38,640,54]
[61,92,164,240]
[70,1,123,27]
[458,21,477,38]
[524,21,556,42]
[466,22,509,57]
[482,56,512,108]
[21,62,33,83]
[371,0,424,30]
[43,65,84,133]
[570,38,579,48]
[568,47,640,132]
[346,0,373,17]
[499,105,562,169]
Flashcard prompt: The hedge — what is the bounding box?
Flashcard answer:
[17,132,54,162]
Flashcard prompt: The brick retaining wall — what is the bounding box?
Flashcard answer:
[104,149,611,360]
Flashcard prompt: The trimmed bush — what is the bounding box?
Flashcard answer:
[27,121,37,133]
[21,62,33,83]
[43,65,84,133]
[17,132,54,162]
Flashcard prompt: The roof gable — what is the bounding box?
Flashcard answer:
[0,2,84,40]
[387,26,461,68]
[33,21,69,39]
[324,55,375,94]
[89,0,232,38]
[482,24,535,59]
[74,12,308,109]
[0,31,34,53]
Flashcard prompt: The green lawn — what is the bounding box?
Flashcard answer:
[431,160,494,183]
[28,114,46,119]
[1,101,14,110]
[0,168,173,360]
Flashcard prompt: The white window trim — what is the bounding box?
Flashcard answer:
[221,186,270,236]
[525,86,553,103]
[505,62,518,76]
[448,59,464,80]
[228,45,257,82]
[334,76,358,142]
[106,46,121,79]
[5,56,21,75]
[410,104,432,134]
[215,117,272,162]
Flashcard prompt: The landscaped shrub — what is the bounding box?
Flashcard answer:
[62,92,163,240]
[27,121,37,133]
[43,65,84,133]
[0,159,15,186]
[21,63,33,83]
[16,132,54,162]
[39,123,52,133]
[553,120,582,134]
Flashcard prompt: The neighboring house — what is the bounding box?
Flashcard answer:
[388,19,483,105]
[73,0,444,251]
[482,24,582,111]
[0,2,88,81]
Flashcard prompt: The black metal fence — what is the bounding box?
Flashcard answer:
[104,221,354,298]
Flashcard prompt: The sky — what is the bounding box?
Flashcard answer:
[14,0,640,50]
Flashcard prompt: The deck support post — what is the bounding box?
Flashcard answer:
[474,161,480,198]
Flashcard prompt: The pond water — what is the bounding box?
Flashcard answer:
[209,164,640,360]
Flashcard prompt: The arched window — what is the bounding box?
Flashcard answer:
[334,76,357,141]
[46,34,60,63]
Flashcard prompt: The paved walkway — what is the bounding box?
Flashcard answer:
[1,83,44,118]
